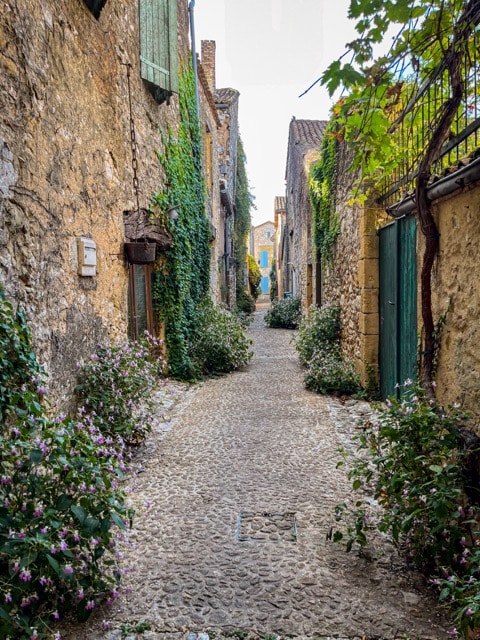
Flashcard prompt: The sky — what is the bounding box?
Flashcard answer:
[193,0,359,225]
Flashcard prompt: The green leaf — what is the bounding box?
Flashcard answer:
[111,512,127,530]
[0,605,11,623]
[71,504,87,525]
[46,554,61,575]
[29,449,42,464]
[429,464,443,474]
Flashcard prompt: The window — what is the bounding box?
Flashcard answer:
[260,250,269,268]
[139,0,179,103]
[128,264,153,340]
[84,0,107,19]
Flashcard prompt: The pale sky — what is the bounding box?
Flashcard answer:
[193,0,358,225]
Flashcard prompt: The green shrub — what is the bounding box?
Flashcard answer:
[304,345,361,395]
[264,297,301,329]
[75,334,165,445]
[234,291,256,315]
[295,305,341,365]
[188,299,253,376]
[0,289,131,639]
[333,383,480,638]
[294,305,361,396]
[247,255,261,299]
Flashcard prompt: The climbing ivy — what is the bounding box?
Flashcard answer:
[234,136,255,300]
[247,254,261,299]
[152,62,211,379]
[309,127,340,268]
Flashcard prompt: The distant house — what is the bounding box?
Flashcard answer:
[251,221,275,294]
[284,118,327,308]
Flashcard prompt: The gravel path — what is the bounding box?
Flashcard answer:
[62,305,452,640]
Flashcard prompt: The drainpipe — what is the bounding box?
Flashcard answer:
[188,0,201,123]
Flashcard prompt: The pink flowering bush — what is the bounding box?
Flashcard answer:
[0,290,163,638]
[76,333,166,444]
[0,411,130,638]
[334,382,480,637]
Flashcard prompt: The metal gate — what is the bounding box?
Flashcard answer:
[379,216,417,399]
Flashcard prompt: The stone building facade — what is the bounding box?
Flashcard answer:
[0,1,241,404]
[284,118,326,308]
[199,40,240,307]
[322,138,480,416]
[274,196,286,299]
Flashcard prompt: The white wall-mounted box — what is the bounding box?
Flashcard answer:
[77,237,97,276]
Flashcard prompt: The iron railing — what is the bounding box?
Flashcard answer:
[378,29,480,207]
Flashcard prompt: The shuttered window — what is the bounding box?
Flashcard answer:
[139,0,179,102]
[260,250,269,268]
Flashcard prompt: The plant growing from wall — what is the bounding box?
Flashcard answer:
[234,137,255,301]
[309,126,340,268]
[152,62,211,379]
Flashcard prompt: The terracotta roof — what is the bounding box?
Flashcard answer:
[274,196,286,212]
[215,88,240,105]
[290,118,327,147]
[253,220,275,229]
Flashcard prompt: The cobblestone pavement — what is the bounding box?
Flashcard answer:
[62,305,452,640]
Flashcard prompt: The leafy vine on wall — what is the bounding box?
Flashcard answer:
[309,127,340,268]
[152,62,210,379]
[234,136,254,299]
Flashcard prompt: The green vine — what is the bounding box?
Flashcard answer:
[309,126,340,268]
[247,254,261,299]
[234,136,254,300]
[152,61,210,379]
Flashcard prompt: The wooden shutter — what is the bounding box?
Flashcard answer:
[139,0,179,99]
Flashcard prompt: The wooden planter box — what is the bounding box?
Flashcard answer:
[124,242,156,264]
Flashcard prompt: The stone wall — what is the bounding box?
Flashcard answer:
[322,143,385,384]
[198,43,222,304]
[426,183,480,418]
[0,0,188,402]
[285,119,325,308]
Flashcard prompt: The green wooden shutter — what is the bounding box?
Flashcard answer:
[139,0,178,100]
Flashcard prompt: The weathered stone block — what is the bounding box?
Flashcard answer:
[358,257,379,289]
[360,233,379,260]
[361,288,379,313]
[359,311,379,336]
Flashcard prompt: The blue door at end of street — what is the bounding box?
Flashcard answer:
[260,276,269,294]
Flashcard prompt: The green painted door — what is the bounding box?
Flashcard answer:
[379,216,417,398]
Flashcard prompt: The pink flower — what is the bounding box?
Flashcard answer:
[19,568,32,582]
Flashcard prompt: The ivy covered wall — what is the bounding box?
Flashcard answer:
[152,63,211,379]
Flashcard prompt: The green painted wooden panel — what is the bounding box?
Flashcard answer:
[139,0,178,95]
[379,222,399,399]
[398,216,417,386]
[379,216,417,399]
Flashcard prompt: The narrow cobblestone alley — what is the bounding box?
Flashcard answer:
[64,305,452,640]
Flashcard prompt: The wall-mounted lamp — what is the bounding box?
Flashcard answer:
[167,205,179,221]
